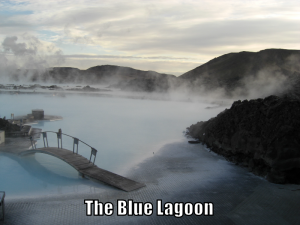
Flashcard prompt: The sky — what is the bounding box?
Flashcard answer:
[0,0,299,76]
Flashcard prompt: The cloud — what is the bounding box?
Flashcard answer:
[2,35,36,55]
[0,0,299,74]
[106,18,299,55]
[64,54,195,61]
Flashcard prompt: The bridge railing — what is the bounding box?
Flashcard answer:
[30,129,97,164]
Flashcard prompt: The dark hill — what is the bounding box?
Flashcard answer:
[179,49,300,98]
[37,65,176,92]
[42,67,83,83]
[85,65,174,79]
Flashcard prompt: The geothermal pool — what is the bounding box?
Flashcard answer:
[0,91,227,199]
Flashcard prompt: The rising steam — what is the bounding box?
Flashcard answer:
[0,34,65,82]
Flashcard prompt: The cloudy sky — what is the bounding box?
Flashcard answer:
[0,0,299,76]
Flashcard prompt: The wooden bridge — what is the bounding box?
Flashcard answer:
[19,131,145,192]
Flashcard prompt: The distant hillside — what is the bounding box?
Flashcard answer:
[41,65,173,81]
[29,65,176,92]
[6,49,300,97]
[179,49,300,98]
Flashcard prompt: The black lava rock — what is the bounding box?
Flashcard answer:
[186,95,300,184]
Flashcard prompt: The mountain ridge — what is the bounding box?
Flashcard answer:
[7,48,300,98]
[178,48,300,97]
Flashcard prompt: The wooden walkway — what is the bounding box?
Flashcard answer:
[18,147,145,192]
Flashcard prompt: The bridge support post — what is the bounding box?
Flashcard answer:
[73,138,79,154]
[42,132,49,147]
[57,129,62,149]
[29,136,36,149]
[89,148,97,165]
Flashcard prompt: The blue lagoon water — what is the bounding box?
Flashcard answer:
[0,91,227,199]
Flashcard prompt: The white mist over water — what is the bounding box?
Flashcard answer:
[0,92,228,198]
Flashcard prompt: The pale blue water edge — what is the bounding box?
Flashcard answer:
[0,91,227,199]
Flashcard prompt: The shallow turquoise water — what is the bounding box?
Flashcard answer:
[0,91,226,198]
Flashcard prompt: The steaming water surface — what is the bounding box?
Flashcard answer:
[0,92,227,199]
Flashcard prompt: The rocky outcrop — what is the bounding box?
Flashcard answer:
[186,95,300,184]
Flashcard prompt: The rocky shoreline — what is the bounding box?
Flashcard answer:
[0,83,111,92]
[186,95,300,184]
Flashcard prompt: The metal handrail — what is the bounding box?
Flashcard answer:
[34,131,94,148]
[29,130,98,164]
